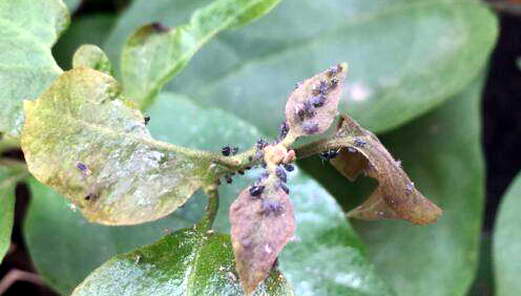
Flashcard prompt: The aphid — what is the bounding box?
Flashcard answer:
[144,115,150,125]
[279,182,290,194]
[405,182,415,195]
[320,149,340,161]
[302,121,319,134]
[151,22,169,33]
[283,163,294,172]
[276,165,287,183]
[260,199,284,217]
[327,64,342,77]
[330,78,339,89]
[279,121,290,139]
[249,185,265,197]
[231,146,239,155]
[76,162,92,176]
[84,192,97,201]
[312,80,329,95]
[297,101,315,121]
[354,138,367,148]
[221,146,231,156]
[310,94,326,107]
[237,170,245,175]
[256,138,269,150]
[225,175,233,184]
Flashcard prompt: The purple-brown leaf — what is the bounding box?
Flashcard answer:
[331,115,443,224]
[230,180,296,295]
[284,64,348,137]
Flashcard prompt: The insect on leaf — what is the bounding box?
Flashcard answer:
[230,178,296,295]
[21,67,229,225]
[331,114,442,224]
[285,64,348,138]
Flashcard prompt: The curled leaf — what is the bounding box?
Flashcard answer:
[230,178,296,294]
[21,68,229,225]
[331,115,442,224]
[284,64,348,138]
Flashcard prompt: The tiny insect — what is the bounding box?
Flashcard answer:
[222,146,231,156]
[310,94,326,107]
[144,115,150,125]
[151,22,169,33]
[354,138,367,148]
[225,175,233,184]
[302,121,319,134]
[283,163,294,172]
[249,185,265,197]
[256,138,269,150]
[330,78,339,89]
[405,182,415,195]
[279,121,289,139]
[320,149,340,161]
[313,80,329,95]
[84,192,97,201]
[231,146,239,155]
[279,182,290,194]
[260,200,284,217]
[327,64,342,77]
[275,165,287,183]
[76,162,92,176]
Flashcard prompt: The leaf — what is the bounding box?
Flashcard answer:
[53,14,116,70]
[493,171,521,295]
[63,0,81,13]
[146,0,496,135]
[120,0,282,108]
[329,114,442,224]
[285,64,347,137]
[24,178,204,295]
[302,78,486,295]
[0,164,27,262]
[0,0,69,138]
[24,92,391,295]
[230,180,296,294]
[71,228,294,296]
[73,45,112,74]
[20,68,230,225]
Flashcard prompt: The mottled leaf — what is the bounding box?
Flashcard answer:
[285,64,347,138]
[53,14,116,70]
[329,114,442,224]
[21,68,229,225]
[121,0,282,108]
[494,171,521,296]
[73,44,112,74]
[230,179,296,294]
[72,229,294,296]
[0,0,69,138]
[0,163,27,262]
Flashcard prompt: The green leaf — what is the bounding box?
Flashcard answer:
[63,0,81,13]
[493,171,521,295]
[73,45,112,74]
[120,0,282,108]
[302,78,485,295]
[24,92,391,295]
[0,0,69,138]
[53,14,116,70]
[160,0,496,135]
[72,229,293,296]
[0,164,27,262]
[20,68,231,225]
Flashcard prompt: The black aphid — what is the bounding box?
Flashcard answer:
[297,101,315,121]
[310,94,326,107]
[354,138,367,148]
[237,170,245,175]
[231,146,239,155]
[151,22,169,33]
[256,138,269,150]
[144,115,150,125]
[279,182,290,194]
[276,165,287,183]
[330,78,339,89]
[249,185,265,197]
[260,200,284,217]
[222,146,231,156]
[76,162,88,172]
[318,80,329,94]
[405,182,415,195]
[225,175,233,184]
[302,121,319,134]
[320,149,340,161]
[84,193,96,201]
[327,64,342,77]
[283,163,294,172]
[279,121,289,139]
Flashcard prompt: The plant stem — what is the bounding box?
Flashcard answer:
[196,185,220,231]
[293,137,352,159]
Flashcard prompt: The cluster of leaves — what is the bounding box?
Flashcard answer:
[2,0,517,295]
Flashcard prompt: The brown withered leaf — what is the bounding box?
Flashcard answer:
[230,179,296,295]
[285,63,348,137]
[330,114,443,224]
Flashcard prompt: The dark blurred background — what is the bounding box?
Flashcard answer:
[1,0,521,295]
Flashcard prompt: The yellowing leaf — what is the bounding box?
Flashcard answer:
[21,67,230,225]
[331,114,442,224]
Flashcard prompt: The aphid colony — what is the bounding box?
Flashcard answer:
[296,64,343,135]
